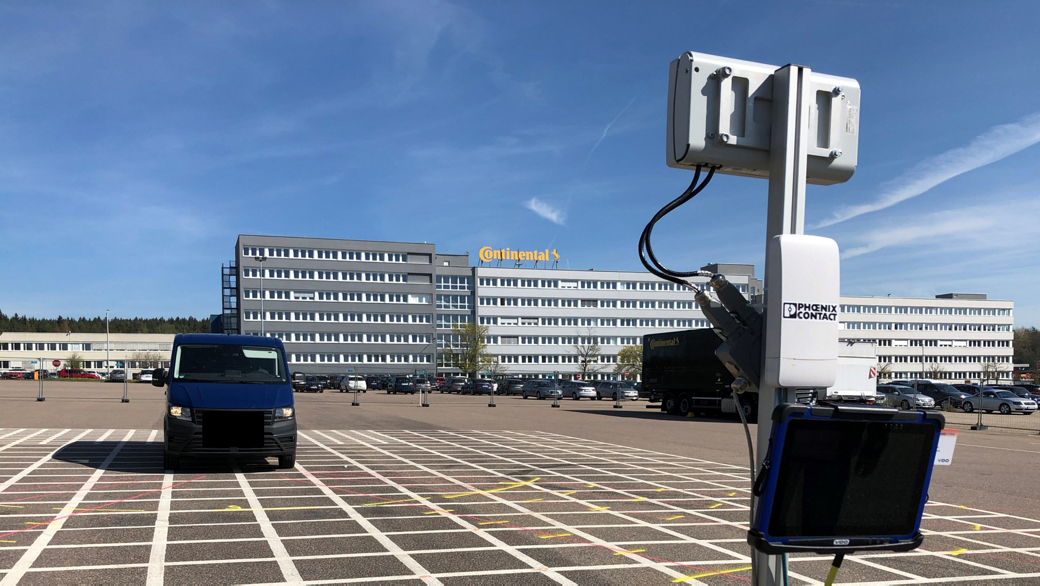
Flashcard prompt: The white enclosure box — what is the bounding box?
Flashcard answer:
[667,52,861,185]
[825,341,878,402]
[764,235,840,388]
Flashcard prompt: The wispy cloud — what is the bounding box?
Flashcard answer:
[583,94,638,169]
[816,112,1040,228]
[525,197,566,225]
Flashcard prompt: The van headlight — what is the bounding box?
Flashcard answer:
[168,405,192,421]
[274,406,295,421]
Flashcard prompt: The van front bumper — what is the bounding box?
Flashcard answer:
[164,411,297,458]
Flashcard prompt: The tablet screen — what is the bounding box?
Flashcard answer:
[768,418,936,538]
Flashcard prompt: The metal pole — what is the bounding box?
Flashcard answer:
[255,256,267,336]
[754,63,811,586]
[552,371,560,408]
[352,386,360,407]
[106,310,110,377]
[488,379,496,407]
[37,356,45,402]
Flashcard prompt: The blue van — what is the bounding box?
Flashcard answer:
[152,334,297,470]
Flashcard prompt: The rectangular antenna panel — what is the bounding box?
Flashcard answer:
[667,52,861,185]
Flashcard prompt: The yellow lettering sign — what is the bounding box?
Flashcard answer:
[479,247,559,263]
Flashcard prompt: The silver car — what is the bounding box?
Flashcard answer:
[961,389,1038,415]
[521,380,562,400]
[875,385,934,410]
[560,380,597,400]
[596,381,639,401]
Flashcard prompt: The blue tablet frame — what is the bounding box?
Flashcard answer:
[747,403,944,555]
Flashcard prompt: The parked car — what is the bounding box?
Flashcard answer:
[560,380,597,400]
[338,375,367,393]
[2,369,28,380]
[994,385,1040,400]
[301,375,323,393]
[442,377,467,393]
[364,376,383,391]
[961,389,1037,415]
[139,371,154,383]
[1018,383,1040,395]
[596,381,639,401]
[499,378,525,396]
[291,371,308,392]
[58,368,100,379]
[390,377,416,394]
[108,369,127,383]
[875,384,935,410]
[520,379,562,400]
[462,379,494,395]
[86,370,107,380]
[435,376,446,389]
[904,380,972,409]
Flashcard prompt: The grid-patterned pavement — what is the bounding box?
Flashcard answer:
[0,428,1036,585]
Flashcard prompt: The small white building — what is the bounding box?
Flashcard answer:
[0,333,174,373]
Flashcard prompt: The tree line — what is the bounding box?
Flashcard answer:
[0,310,210,335]
[1014,327,1040,374]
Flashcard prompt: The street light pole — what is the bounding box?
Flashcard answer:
[254,255,268,336]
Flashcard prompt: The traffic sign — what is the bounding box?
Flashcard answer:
[417,371,425,375]
[31,360,38,364]
[52,360,60,368]
[346,369,354,373]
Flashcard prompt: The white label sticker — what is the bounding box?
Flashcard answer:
[934,429,958,466]
[846,105,859,135]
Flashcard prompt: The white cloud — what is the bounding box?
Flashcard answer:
[817,111,1040,228]
[525,197,566,225]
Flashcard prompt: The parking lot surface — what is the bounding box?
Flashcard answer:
[0,381,1039,584]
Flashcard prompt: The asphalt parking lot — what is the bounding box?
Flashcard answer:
[0,380,1038,585]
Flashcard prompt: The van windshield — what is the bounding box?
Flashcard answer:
[173,344,287,383]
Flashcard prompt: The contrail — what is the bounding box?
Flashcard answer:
[816,112,1040,228]
[583,94,639,169]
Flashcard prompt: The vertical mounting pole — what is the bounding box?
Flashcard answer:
[754,63,811,586]
[352,387,360,407]
[421,383,430,407]
[488,382,496,407]
[37,357,45,402]
[552,371,560,408]
[122,367,130,403]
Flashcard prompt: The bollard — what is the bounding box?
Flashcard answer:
[352,387,360,407]
[488,385,496,408]
[551,392,560,408]
[421,385,430,407]
[613,392,623,409]
[121,373,130,403]
[36,366,45,402]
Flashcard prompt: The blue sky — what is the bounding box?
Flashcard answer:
[2,1,1039,326]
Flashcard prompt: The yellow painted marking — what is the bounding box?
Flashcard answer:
[25,522,59,525]
[655,488,666,492]
[423,509,453,515]
[225,505,243,510]
[664,515,685,521]
[522,498,543,502]
[0,540,14,543]
[629,497,647,502]
[588,506,610,511]
[586,484,596,488]
[708,503,723,509]
[0,505,23,509]
[949,548,968,556]
[973,525,981,531]
[672,566,753,582]
[559,491,576,496]
[538,532,572,539]
[444,477,540,499]
[728,492,737,496]
[614,549,646,555]
[365,497,422,506]
[958,505,968,509]
[478,520,509,525]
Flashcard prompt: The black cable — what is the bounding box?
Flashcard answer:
[731,387,756,527]
[637,165,719,290]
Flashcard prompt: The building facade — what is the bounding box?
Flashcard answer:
[223,235,1016,385]
[0,333,173,373]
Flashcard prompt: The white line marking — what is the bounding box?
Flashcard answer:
[146,430,158,443]
[0,429,26,440]
[39,429,71,445]
[144,472,173,586]
[959,443,1040,455]
[234,466,303,584]
[0,430,81,497]
[292,454,443,586]
[0,429,133,586]
[93,429,115,444]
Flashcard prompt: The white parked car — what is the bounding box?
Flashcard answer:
[339,375,367,393]
[139,371,154,383]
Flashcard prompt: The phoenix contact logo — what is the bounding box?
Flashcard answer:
[783,302,838,321]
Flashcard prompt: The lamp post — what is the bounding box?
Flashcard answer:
[254,255,268,336]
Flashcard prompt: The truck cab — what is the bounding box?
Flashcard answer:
[152,334,296,470]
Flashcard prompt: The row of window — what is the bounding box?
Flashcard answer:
[841,304,1012,317]
[243,289,432,304]
[841,322,1012,332]
[290,353,433,364]
[472,316,710,329]
[843,339,1011,348]
[266,332,431,344]
[241,268,411,283]
[244,311,432,324]
[496,354,619,364]
[879,355,1012,364]
[476,277,712,292]
[243,246,412,263]
[885,371,1010,381]
[488,336,642,346]
[436,276,473,291]
[0,342,172,352]
[476,297,698,310]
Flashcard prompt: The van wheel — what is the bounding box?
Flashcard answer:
[163,452,179,471]
[278,454,295,469]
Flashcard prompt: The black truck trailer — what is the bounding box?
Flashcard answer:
[642,329,758,423]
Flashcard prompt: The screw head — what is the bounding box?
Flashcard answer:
[718,66,732,78]
[720,133,731,143]
[830,149,843,158]
[832,86,843,96]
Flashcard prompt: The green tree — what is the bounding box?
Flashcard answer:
[614,344,643,379]
[0,310,210,335]
[449,322,494,378]
[66,352,84,370]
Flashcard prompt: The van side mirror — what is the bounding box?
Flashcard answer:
[152,368,167,387]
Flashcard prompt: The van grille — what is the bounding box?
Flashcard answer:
[194,409,275,426]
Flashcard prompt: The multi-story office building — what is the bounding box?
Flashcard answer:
[225,235,1015,384]
[0,333,173,372]
[235,235,438,375]
[839,293,1014,383]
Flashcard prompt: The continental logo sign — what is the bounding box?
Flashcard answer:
[479,247,559,263]
[649,337,680,350]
